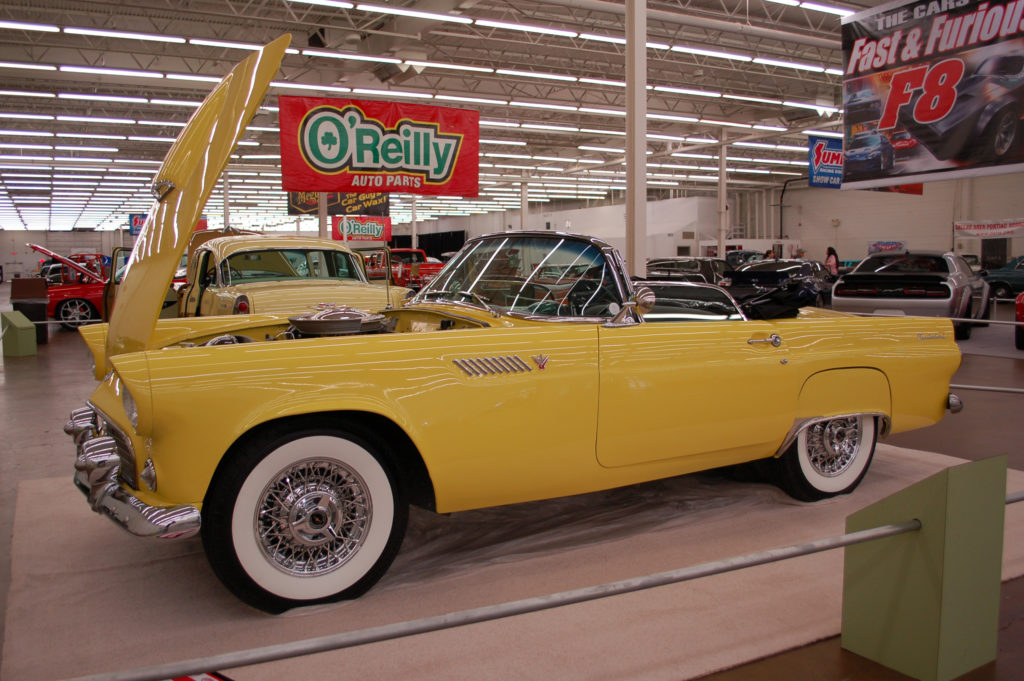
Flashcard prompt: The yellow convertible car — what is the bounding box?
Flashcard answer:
[178,234,409,317]
[65,36,963,613]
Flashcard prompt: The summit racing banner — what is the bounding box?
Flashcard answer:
[842,0,1024,189]
[808,135,845,187]
[279,96,479,196]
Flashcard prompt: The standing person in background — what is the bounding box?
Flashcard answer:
[825,246,839,277]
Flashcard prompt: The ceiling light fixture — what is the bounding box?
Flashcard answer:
[0,61,57,71]
[510,101,578,112]
[521,123,580,132]
[0,130,53,137]
[579,77,626,87]
[352,88,433,98]
[436,95,508,105]
[271,81,353,94]
[654,85,722,98]
[405,60,493,73]
[64,27,186,43]
[59,93,149,104]
[301,48,402,64]
[0,90,55,98]
[579,107,626,116]
[287,0,355,7]
[57,115,135,125]
[671,45,753,61]
[356,4,473,23]
[60,65,163,79]
[475,19,578,38]
[753,57,825,73]
[497,69,577,82]
[723,94,783,105]
[149,98,202,107]
[802,129,843,138]
[0,20,60,32]
[799,2,854,17]
[166,73,222,83]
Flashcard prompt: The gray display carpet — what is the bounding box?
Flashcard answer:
[4,445,1023,681]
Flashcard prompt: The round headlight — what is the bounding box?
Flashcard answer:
[122,386,139,430]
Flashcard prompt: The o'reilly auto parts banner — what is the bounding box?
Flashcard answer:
[842,0,1024,189]
[331,215,392,242]
[279,96,479,196]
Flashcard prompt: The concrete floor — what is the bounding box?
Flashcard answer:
[1,280,1022,680]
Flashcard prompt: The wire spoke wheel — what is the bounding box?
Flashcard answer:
[804,417,861,478]
[775,414,877,501]
[256,458,371,577]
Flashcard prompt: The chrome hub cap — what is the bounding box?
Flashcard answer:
[806,417,861,477]
[256,459,371,576]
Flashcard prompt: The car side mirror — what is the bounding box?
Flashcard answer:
[633,285,656,315]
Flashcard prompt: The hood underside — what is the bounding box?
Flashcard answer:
[104,35,291,360]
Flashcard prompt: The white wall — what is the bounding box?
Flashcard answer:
[780,171,1024,263]
[398,195,723,264]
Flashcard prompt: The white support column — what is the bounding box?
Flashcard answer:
[318,192,328,239]
[411,197,418,249]
[520,174,528,229]
[222,172,230,230]
[717,132,728,258]
[625,0,647,277]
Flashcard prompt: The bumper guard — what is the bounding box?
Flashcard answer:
[67,406,200,540]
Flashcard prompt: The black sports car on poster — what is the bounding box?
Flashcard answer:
[900,53,1024,162]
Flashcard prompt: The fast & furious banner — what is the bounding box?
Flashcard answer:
[842,0,1024,189]
[279,96,479,197]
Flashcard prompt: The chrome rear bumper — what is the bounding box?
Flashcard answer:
[67,406,200,540]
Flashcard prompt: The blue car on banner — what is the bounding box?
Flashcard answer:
[844,132,895,177]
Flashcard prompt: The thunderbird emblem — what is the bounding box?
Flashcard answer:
[532,354,549,370]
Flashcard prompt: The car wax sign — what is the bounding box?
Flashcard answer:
[279,96,479,196]
[842,0,1024,190]
[808,136,844,188]
[332,215,393,242]
[287,191,390,216]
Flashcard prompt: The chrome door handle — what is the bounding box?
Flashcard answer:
[748,334,782,347]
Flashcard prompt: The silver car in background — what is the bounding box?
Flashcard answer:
[831,251,990,339]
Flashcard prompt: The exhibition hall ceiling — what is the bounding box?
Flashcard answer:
[0,0,872,231]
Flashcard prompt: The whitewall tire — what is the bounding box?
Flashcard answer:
[775,415,877,501]
[202,426,407,612]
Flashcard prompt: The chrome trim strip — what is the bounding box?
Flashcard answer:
[773,412,891,458]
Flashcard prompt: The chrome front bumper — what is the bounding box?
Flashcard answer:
[66,406,200,540]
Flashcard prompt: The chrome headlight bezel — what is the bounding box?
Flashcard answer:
[122,385,139,431]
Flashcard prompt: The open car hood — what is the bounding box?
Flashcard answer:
[28,243,107,284]
[104,34,291,359]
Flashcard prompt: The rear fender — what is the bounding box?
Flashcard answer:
[777,368,892,456]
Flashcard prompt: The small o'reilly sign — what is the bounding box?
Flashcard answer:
[280,96,479,197]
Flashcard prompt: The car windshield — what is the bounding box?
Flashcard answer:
[416,235,624,318]
[222,248,365,284]
[977,55,1024,76]
[855,255,949,273]
[849,135,882,149]
[739,260,808,274]
[392,250,426,265]
[647,259,701,274]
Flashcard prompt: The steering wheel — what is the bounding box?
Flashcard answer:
[561,279,609,316]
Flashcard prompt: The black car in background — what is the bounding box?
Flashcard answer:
[722,259,833,308]
[644,257,729,284]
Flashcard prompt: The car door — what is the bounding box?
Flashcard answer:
[181,250,218,317]
[595,318,799,468]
